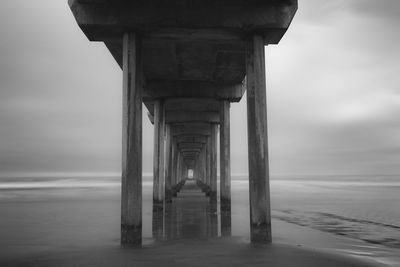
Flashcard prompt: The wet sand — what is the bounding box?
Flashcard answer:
[0,179,389,266]
[1,239,384,267]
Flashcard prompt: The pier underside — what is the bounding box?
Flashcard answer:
[68,0,297,245]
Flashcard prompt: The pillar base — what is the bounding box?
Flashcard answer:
[165,190,173,203]
[152,200,164,212]
[221,210,232,237]
[250,223,272,243]
[152,201,164,240]
[121,224,142,245]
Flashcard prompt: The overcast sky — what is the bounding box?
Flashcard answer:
[0,0,399,177]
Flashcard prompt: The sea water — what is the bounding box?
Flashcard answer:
[0,174,399,266]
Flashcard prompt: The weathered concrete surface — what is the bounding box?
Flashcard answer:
[219,100,231,212]
[153,100,165,207]
[69,1,297,101]
[209,124,218,203]
[176,135,207,144]
[108,41,248,101]
[143,82,245,102]
[146,98,221,123]
[171,138,179,191]
[165,125,173,203]
[246,35,271,243]
[69,0,297,44]
[172,123,212,137]
[121,33,143,245]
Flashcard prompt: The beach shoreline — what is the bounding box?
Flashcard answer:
[0,235,386,267]
[0,178,398,266]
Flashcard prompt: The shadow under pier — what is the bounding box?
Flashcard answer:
[153,179,231,241]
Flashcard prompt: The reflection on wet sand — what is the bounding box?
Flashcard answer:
[152,179,231,241]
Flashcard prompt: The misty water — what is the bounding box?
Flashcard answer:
[0,175,399,266]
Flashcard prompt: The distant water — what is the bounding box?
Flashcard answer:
[0,174,399,266]
[270,175,400,248]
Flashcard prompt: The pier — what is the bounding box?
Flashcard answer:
[68,0,297,245]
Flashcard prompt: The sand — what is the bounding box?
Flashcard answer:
[0,180,390,267]
[1,238,384,267]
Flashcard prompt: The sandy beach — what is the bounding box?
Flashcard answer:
[0,238,384,267]
[0,177,397,266]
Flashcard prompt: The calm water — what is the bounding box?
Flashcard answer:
[0,174,399,266]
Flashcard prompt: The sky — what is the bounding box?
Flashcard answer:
[0,0,399,177]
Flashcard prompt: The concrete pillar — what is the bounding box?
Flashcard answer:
[246,35,271,243]
[194,159,198,180]
[199,147,205,182]
[201,146,206,184]
[153,99,165,209]
[206,137,211,188]
[178,153,183,184]
[196,154,201,180]
[210,124,218,203]
[152,100,165,241]
[219,100,231,212]
[176,152,181,184]
[121,33,143,245]
[182,161,187,181]
[165,125,173,203]
[171,138,178,194]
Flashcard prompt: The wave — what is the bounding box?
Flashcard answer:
[273,209,400,249]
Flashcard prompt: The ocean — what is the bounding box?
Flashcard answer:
[0,174,399,266]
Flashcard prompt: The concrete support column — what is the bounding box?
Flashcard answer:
[203,147,207,183]
[182,161,187,181]
[206,137,211,188]
[176,152,182,184]
[179,160,183,183]
[219,100,231,212]
[199,147,205,182]
[196,149,200,181]
[171,138,178,196]
[194,159,199,180]
[121,33,143,246]
[192,164,195,180]
[246,35,271,243]
[165,125,173,203]
[153,99,165,209]
[210,124,218,203]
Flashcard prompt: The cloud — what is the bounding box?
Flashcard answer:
[265,0,400,175]
[0,0,399,176]
[347,0,400,21]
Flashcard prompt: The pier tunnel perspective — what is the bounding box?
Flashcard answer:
[67,0,297,245]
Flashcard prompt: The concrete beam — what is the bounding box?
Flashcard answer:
[182,151,200,157]
[145,98,222,124]
[172,123,212,136]
[165,98,219,112]
[175,135,207,144]
[180,150,201,154]
[69,0,298,44]
[144,82,245,102]
[166,111,219,124]
[178,143,204,150]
